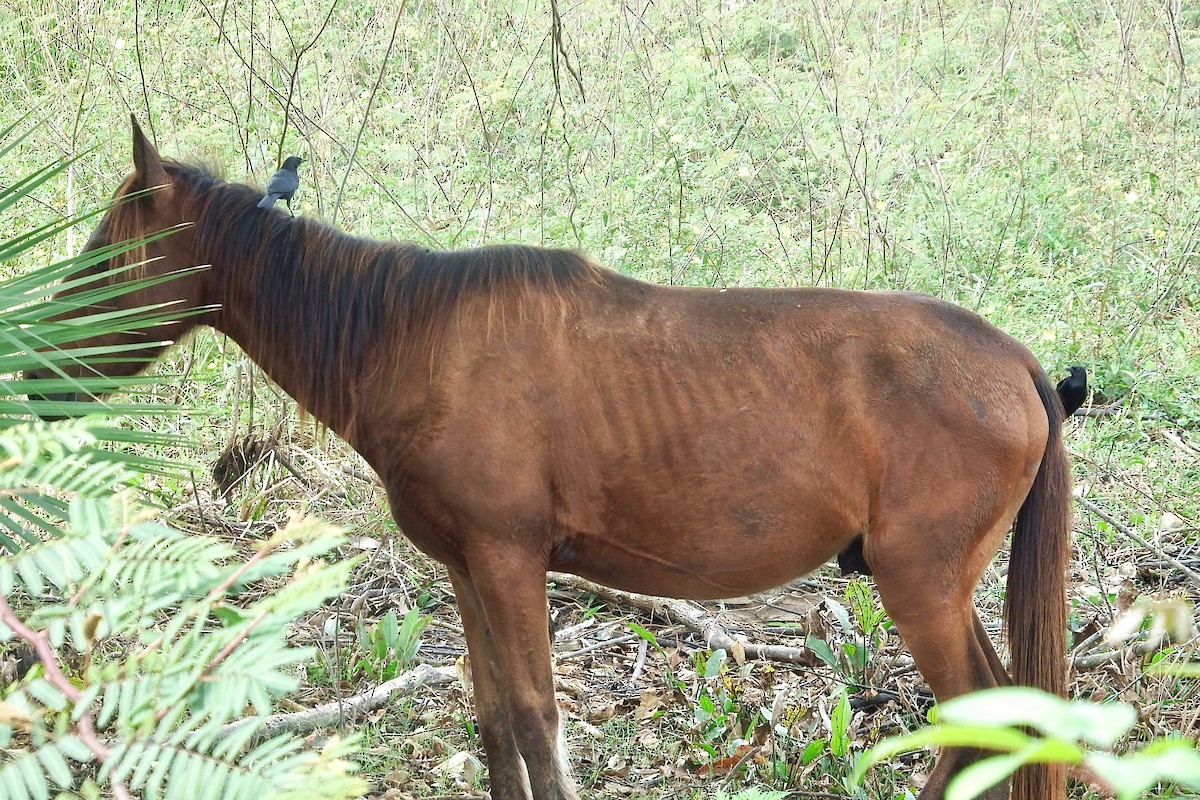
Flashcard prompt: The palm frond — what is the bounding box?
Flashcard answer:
[0,146,197,553]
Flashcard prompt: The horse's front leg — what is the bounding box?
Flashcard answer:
[448,568,532,799]
[449,555,575,800]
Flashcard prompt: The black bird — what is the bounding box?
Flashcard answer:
[257,156,304,214]
[1056,366,1088,416]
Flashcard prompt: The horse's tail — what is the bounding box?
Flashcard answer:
[1006,370,1071,800]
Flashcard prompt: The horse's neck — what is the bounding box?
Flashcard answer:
[208,241,372,442]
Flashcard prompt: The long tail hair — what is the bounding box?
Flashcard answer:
[1006,370,1071,800]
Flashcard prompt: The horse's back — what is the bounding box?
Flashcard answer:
[390,271,1051,599]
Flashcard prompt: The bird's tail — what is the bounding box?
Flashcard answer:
[257,194,278,209]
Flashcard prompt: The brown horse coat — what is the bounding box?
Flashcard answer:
[31,119,1071,800]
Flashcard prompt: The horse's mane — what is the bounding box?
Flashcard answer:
[111,161,605,430]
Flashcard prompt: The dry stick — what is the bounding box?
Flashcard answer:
[219,663,457,740]
[630,637,649,682]
[1077,495,1200,588]
[341,463,382,486]
[1072,639,1171,671]
[548,573,815,665]
[718,743,764,789]
[557,632,641,661]
[1074,405,1122,418]
[275,0,339,165]
[133,0,154,142]
[330,0,407,227]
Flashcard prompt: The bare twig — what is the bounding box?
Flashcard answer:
[219,663,457,739]
[548,573,816,665]
[276,0,339,165]
[133,0,154,142]
[548,0,586,108]
[718,743,763,788]
[1072,638,1171,671]
[341,463,382,486]
[1077,495,1200,587]
[630,637,649,682]
[557,632,641,661]
[1073,405,1123,418]
[331,0,407,226]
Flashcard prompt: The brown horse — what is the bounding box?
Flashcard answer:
[31,118,1071,800]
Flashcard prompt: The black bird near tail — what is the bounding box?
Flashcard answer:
[257,156,304,214]
[1056,366,1088,416]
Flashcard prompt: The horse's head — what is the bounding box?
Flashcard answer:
[25,116,212,416]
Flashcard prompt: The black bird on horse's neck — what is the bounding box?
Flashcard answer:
[257,156,304,215]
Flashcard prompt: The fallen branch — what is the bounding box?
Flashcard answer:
[1073,405,1122,418]
[547,572,816,665]
[340,462,382,486]
[1077,496,1200,588]
[221,663,457,740]
[1072,639,1169,671]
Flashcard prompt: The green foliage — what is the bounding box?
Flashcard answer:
[0,424,367,800]
[351,607,430,683]
[805,581,892,690]
[0,129,205,554]
[688,648,765,766]
[852,687,1200,800]
[0,143,367,800]
[766,686,867,797]
[702,790,789,800]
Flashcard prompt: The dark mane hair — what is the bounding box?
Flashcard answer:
[113,161,605,427]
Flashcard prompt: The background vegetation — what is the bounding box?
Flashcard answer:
[1,0,1198,797]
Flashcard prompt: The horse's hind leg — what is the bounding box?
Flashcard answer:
[974,608,1012,687]
[451,554,576,800]
[867,518,1015,800]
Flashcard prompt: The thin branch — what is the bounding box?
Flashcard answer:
[548,0,586,108]
[276,0,340,165]
[219,663,456,740]
[548,572,817,665]
[191,0,437,243]
[133,0,155,142]
[331,0,406,226]
[1072,638,1174,671]
[1077,495,1200,587]
[719,743,763,788]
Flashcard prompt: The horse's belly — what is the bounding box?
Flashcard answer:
[549,496,862,601]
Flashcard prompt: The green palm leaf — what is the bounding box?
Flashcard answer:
[0,138,196,552]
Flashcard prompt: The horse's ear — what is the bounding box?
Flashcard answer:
[130,115,172,195]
